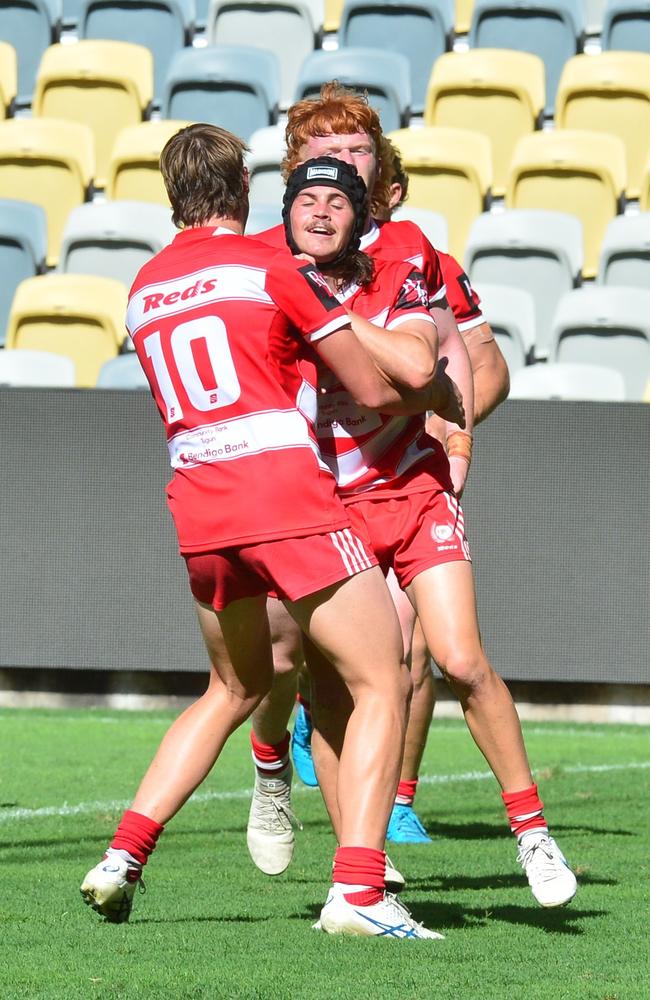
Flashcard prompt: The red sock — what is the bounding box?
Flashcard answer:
[502,783,548,839]
[110,809,164,866]
[395,778,418,806]
[297,693,311,720]
[333,846,385,906]
[250,730,290,777]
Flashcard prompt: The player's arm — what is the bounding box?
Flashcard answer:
[431,302,474,497]
[346,312,437,392]
[463,320,510,425]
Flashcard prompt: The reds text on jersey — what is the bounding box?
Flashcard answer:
[126,226,354,552]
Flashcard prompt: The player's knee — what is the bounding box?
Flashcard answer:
[438,649,491,692]
[271,652,301,679]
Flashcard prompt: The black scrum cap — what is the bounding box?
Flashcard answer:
[282,156,368,264]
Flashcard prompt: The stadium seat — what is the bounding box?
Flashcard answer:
[0,0,60,106]
[597,213,650,289]
[78,0,195,106]
[602,0,650,52]
[509,360,627,400]
[324,0,344,32]
[388,126,492,262]
[555,52,650,201]
[58,201,176,288]
[391,206,448,252]
[645,375,650,402]
[247,125,286,207]
[424,49,545,198]
[0,118,95,267]
[640,153,650,211]
[105,120,191,204]
[162,46,280,141]
[471,283,535,372]
[547,286,650,399]
[456,0,475,33]
[32,41,154,190]
[0,41,16,119]
[0,198,47,347]
[468,0,585,116]
[96,352,149,388]
[464,209,583,358]
[5,273,128,387]
[246,201,283,234]
[505,130,626,279]
[0,347,76,386]
[206,0,320,110]
[338,0,454,115]
[583,0,608,33]
[294,48,411,134]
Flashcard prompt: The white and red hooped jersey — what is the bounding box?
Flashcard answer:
[313,259,453,501]
[126,226,356,553]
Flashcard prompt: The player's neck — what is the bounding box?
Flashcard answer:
[200,216,244,236]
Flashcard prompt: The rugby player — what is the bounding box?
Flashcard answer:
[248,86,578,910]
[79,124,447,938]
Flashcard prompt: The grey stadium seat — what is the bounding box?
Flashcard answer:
[338,0,454,115]
[0,347,76,386]
[469,0,585,116]
[96,352,149,388]
[0,198,47,346]
[294,47,411,133]
[0,0,60,105]
[597,213,650,290]
[509,361,626,400]
[246,125,286,207]
[162,46,281,141]
[206,0,320,109]
[58,201,176,289]
[471,283,535,373]
[602,0,650,52]
[548,286,650,399]
[465,209,583,360]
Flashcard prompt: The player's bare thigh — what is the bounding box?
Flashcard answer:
[406,560,484,669]
[267,596,304,675]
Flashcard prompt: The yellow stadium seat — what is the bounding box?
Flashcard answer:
[0,118,94,267]
[555,52,650,200]
[455,0,475,34]
[0,42,17,120]
[424,49,544,197]
[506,129,626,278]
[5,274,128,387]
[106,119,192,204]
[32,41,153,189]
[324,0,344,32]
[388,125,492,261]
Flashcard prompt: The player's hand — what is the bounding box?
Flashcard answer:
[294,252,316,264]
[429,358,466,428]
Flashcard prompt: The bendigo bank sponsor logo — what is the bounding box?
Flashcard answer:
[143,278,218,312]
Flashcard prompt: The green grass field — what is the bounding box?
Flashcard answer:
[1,708,648,1000]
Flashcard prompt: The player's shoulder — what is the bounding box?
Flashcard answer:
[436,249,465,280]
[250,223,287,250]
[375,217,430,251]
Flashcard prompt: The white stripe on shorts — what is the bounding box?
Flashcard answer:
[329,529,373,575]
[444,492,471,559]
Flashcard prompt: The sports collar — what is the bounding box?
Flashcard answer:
[359,220,380,252]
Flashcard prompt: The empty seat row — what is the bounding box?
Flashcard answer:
[475,281,650,398]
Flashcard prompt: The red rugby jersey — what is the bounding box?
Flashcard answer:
[126,226,354,552]
[437,249,484,332]
[313,260,453,500]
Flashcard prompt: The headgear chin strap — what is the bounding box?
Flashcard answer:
[282,156,369,265]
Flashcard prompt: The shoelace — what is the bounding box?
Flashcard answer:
[383,892,427,931]
[517,838,562,882]
[254,791,303,833]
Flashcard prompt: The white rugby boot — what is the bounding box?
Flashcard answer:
[319,885,444,939]
[517,832,578,907]
[246,763,302,876]
[80,850,143,923]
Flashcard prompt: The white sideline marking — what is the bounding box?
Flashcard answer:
[1,761,649,825]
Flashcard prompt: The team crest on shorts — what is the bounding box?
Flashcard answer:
[431,522,454,543]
